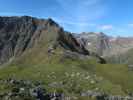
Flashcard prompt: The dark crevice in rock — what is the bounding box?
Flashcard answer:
[58,29,89,55]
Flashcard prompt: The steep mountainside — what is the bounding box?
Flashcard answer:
[0,16,89,64]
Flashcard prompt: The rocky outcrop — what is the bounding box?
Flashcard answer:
[0,78,65,100]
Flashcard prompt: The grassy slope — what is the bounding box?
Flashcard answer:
[0,44,132,97]
[106,48,133,65]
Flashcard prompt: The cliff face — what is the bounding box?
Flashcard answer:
[0,16,89,64]
[0,16,35,63]
[58,30,89,55]
[76,32,110,56]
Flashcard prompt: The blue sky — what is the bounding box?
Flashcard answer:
[0,0,133,36]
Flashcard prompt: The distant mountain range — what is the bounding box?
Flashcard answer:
[75,32,133,61]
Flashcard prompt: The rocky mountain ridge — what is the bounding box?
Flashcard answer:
[0,16,89,64]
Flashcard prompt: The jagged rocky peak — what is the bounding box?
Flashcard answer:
[96,32,110,55]
[0,16,89,64]
[75,32,110,56]
[46,18,59,27]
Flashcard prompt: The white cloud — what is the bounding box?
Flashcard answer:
[99,25,113,30]
[55,0,107,32]
[128,24,133,27]
[53,17,96,27]
[82,0,101,6]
